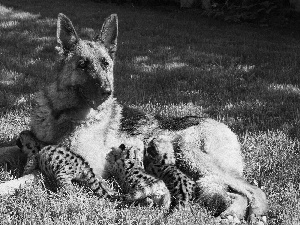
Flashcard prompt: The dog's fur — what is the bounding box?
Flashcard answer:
[0,13,267,224]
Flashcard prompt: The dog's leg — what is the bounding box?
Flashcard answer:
[0,170,42,196]
[219,192,247,224]
[196,175,268,225]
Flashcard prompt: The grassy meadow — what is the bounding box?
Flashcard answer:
[0,0,300,224]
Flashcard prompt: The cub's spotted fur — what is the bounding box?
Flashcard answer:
[108,142,171,208]
[144,136,200,214]
[16,130,117,198]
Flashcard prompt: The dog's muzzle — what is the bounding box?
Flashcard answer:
[77,84,112,110]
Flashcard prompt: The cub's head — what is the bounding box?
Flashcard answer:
[110,141,144,163]
[16,130,43,157]
[56,13,118,109]
[118,143,144,165]
[106,139,144,172]
[144,136,176,168]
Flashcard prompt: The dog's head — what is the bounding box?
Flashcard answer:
[56,13,118,109]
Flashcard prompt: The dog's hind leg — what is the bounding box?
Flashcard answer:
[196,175,268,224]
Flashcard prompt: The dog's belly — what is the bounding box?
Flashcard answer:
[69,123,119,178]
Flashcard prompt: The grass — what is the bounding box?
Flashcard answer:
[0,0,300,224]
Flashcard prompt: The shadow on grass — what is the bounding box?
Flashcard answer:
[0,0,300,138]
[0,0,299,139]
[115,41,300,136]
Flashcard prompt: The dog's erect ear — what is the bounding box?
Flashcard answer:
[16,138,22,149]
[146,139,159,158]
[95,14,118,60]
[57,13,79,54]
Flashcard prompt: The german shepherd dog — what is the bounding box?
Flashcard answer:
[0,13,267,224]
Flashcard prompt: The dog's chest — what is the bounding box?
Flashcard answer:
[66,107,121,178]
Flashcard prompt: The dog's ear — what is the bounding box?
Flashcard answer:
[16,138,22,149]
[95,14,118,60]
[146,139,159,158]
[57,13,79,54]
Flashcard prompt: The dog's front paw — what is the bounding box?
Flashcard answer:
[249,215,267,225]
[218,214,241,225]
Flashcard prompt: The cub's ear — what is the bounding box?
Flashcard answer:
[57,13,79,54]
[94,14,118,60]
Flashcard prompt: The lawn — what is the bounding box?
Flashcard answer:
[0,0,300,224]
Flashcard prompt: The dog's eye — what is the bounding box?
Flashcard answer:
[78,59,89,69]
[101,57,109,68]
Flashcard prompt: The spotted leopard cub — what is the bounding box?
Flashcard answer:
[16,130,118,198]
[108,141,171,208]
[144,136,200,214]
